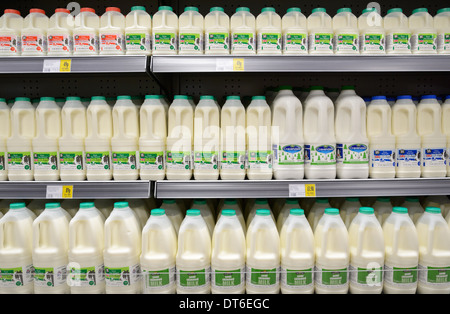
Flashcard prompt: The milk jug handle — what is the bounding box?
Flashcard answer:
[320,218,338,250]
[318,103,329,133]
[351,102,361,135]
[427,219,437,253]
[391,218,404,253]
[0,220,5,250]
[69,219,81,248]
[356,222,366,256]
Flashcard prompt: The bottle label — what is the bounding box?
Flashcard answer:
[0,265,34,288]
[7,152,32,171]
[246,267,279,288]
[33,152,58,171]
[86,151,111,171]
[281,267,313,289]
[179,33,203,52]
[370,149,395,168]
[232,32,255,52]
[34,265,68,288]
[153,33,177,51]
[60,152,85,171]
[422,148,446,167]
[221,151,246,170]
[142,267,176,291]
[247,150,273,170]
[205,32,229,52]
[100,34,125,52]
[258,33,282,52]
[418,265,450,285]
[0,152,5,171]
[126,33,151,52]
[314,266,348,288]
[349,265,383,287]
[112,151,137,170]
[305,144,336,165]
[47,34,73,53]
[273,144,304,166]
[386,33,411,52]
[384,265,417,287]
[437,33,450,52]
[283,33,308,52]
[337,143,369,164]
[73,34,99,53]
[68,264,105,287]
[22,35,47,53]
[334,33,359,52]
[0,35,21,54]
[360,33,385,52]
[194,151,219,171]
[411,33,437,52]
[309,33,333,52]
[177,268,210,289]
[396,148,421,168]
[212,267,245,289]
[139,151,165,171]
[105,264,141,287]
[166,151,192,170]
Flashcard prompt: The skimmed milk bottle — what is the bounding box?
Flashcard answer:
[231,7,256,54]
[205,7,230,55]
[282,8,308,54]
[256,7,282,55]
[0,98,9,181]
[0,9,23,56]
[178,7,204,54]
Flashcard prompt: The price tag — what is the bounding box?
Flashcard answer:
[233,58,245,71]
[46,185,63,199]
[62,186,73,199]
[59,59,72,72]
[289,184,317,198]
[215,58,233,71]
[43,59,72,72]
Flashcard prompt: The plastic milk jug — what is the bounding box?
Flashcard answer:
[139,95,167,181]
[435,8,450,54]
[409,8,437,54]
[176,209,212,294]
[280,209,315,294]
[373,197,393,226]
[32,203,70,294]
[307,198,331,231]
[383,207,419,294]
[246,199,274,228]
[179,7,204,54]
[32,97,61,181]
[125,6,151,55]
[256,7,282,55]
[303,86,336,179]
[340,197,362,229]
[333,8,359,54]
[166,95,194,180]
[358,8,385,54]
[191,199,215,236]
[231,7,256,54]
[384,8,411,54]
[152,6,178,55]
[211,209,246,294]
[47,8,73,55]
[68,202,106,294]
[0,203,36,294]
[308,8,334,54]
[104,202,142,294]
[392,95,421,178]
[61,199,81,218]
[276,199,301,232]
[348,207,385,294]
[94,199,114,219]
[367,96,396,178]
[401,197,424,224]
[160,199,184,234]
[73,8,100,55]
[99,7,125,55]
[205,7,229,54]
[443,96,450,176]
[21,9,48,55]
[126,199,149,230]
[281,8,308,54]
[246,209,280,294]
[0,99,9,181]
[141,209,177,294]
[217,200,246,233]
[0,9,23,56]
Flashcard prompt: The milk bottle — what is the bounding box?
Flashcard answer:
[392,95,421,178]
[60,97,87,181]
[256,8,282,55]
[231,7,256,54]
[367,96,396,178]
[61,199,80,218]
[104,202,142,294]
[32,203,70,294]
[68,202,105,294]
[217,200,246,233]
[307,198,331,231]
[401,197,424,224]
[139,95,167,181]
[176,209,212,294]
[246,96,273,180]
[280,209,315,294]
[191,199,215,236]
[246,199,274,228]
[194,96,220,180]
[21,9,48,55]
[32,97,61,181]
[141,209,177,294]
[383,207,419,294]
[435,8,450,54]
[246,209,280,294]
[220,96,246,180]
[314,208,349,294]
[166,95,194,180]
[333,8,359,54]
[47,9,73,55]
[303,86,336,179]
[178,7,204,54]
[211,209,246,294]
[335,89,369,179]
[73,8,99,55]
[27,199,46,217]
[307,8,334,54]
[348,207,384,294]
[281,8,308,54]
[152,6,178,55]
[85,96,113,181]
[160,199,184,234]
[409,8,437,54]
[276,199,301,232]
[99,7,125,55]
[0,9,23,56]
[358,8,385,54]
[340,197,362,229]
[205,7,230,54]
[0,99,9,181]
[127,199,149,229]
[418,95,446,177]
[0,203,35,294]
[373,197,393,226]
[443,96,450,176]
[384,8,411,54]
[125,6,151,55]
[111,96,139,180]
[94,199,114,219]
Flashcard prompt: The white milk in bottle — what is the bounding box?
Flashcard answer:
[194,96,220,180]
[314,208,349,294]
[384,8,411,54]
[0,9,23,56]
[47,8,73,55]
[104,202,142,294]
[246,198,274,228]
[282,8,308,54]
[32,97,61,181]
[141,209,177,294]
[21,9,48,56]
[152,6,178,55]
[0,98,9,181]
[340,197,362,229]
[272,86,304,180]
[191,199,215,236]
[60,97,87,181]
[409,8,437,54]
[358,8,385,54]
[443,96,450,176]
[348,207,384,294]
[367,96,396,178]
[139,95,167,181]
[176,209,212,294]
[435,8,450,54]
[217,200,246,233]
[307,198,331,231]
[276,199,301,232]
[373,197,393,226]
[125,6,152,55]
[246,209,280,294]
[32,203,70,294]
[231,7,256,54]
[160,199,184,234]
[333,8,359,54]
[303,86,336,179]
[99,7,125,55]
[280,209,315,294]
[205,7,229,54]
[402,197,424,224]
[256,7,282,55]
[383,207,419,294]
[179,6,204,54]
[308,8,334,54]
[73,8,99,55]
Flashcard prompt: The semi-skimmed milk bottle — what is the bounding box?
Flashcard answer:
[104,202,142,294]
[21,9,48,56]
[0,98,9,181]
[409,8,437,54]
[205,7,229,55]
[178,7,204,54]
[231,7,256,54]
[141,209,177,294]
[0,9,23,56]
[435,8,450,54]
[358,8,385,54]
[256,7,282,55]
[73,8,99,55]
[281,8,308,54]
[383,207,419,294]
[348,207,384,294]
[99,7,125,55]
[68,202,105,294]
[47,8,73,55]
[308,8,333,54]
[443,96,450,176]
[152,6,178,55]
[333,8,359,54]
[0,203,36,294]
[125,6,151,55]
[340,197,362,229]
[176,209,212,294]
[314,208,349,294]
[384,8,411,54]
[32,203,70,294]
[280,209,315,294]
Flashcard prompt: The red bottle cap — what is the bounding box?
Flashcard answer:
[4,9,21,15]
[106,7,121,13]
[30,8,46,15]
[81,8,96,13]
[55,8,71,14]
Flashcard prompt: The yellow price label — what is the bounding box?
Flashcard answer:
[233,58,245,71]
[60,59,72,72]
[62,185,73,199]
[305,184,316,197]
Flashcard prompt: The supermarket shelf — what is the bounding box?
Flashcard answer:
[151,55,450,73]
[154,178,450,199]
[0,180,152,199]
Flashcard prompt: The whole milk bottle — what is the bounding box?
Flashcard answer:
[0,9,23,56]
[307,8,334,54]
[141,209,177,294]
[256,7,282,55]
[384,8,411,54]
[281,8,308,54]
[21,9,48,56]
[73,8,100,55]
[0,98,9,181]
[409,8,437,54]
[332,8,359,54]
[47,8,73,55]
[443,95,450,176]
[204,7,230,55]
[99,7,125,55]
[358,8,385,54]
[125,6,152,55]
[231,7,256,54]
[152,6,178,55]
[434,8,450,54]
[178,6,204,54]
